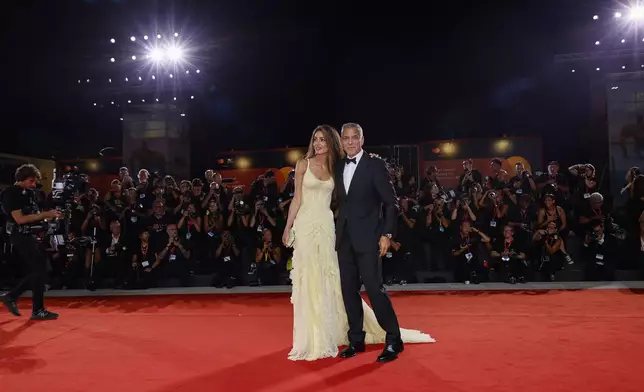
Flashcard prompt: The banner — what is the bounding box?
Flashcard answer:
[605,75,644,198]
[419,137,542,189]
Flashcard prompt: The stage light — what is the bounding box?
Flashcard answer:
[593,15,599,20]
[615,11,622,18]
[174,32,179,37]
[127,100,131,103]
[167,46,183,61]
[595,40,601,45]
[130,36,136,41]
[630,7,644,20]
[144,35,149,40]
[110,57,115,62]
[131,55,137,60]
[110,38,116,43]
[157,34,161,39]
[622,39,626,43]
[149,48,164,61]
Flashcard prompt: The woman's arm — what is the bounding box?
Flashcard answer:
[284,159,307,231]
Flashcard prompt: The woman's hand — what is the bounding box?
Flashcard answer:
[282,227,291,247]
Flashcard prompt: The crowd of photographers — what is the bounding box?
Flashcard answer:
[1,159,643,291]
[388,159,644,284]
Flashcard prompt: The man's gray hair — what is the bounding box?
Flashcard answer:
[341,122,363,138]
[589,192,603,203]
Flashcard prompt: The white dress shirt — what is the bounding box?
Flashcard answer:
[343,149,365,194]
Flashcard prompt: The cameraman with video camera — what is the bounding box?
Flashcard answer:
[1,164,61,320]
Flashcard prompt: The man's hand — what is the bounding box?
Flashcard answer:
[379,236,391,257]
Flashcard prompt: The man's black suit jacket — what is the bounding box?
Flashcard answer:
[335,153,399,253]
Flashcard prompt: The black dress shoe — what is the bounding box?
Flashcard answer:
[1,294,21,316]
[30,309,59,321]
[376,343,404,363]
[340,342,365,358]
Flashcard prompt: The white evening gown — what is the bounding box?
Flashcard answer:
[288,163,435,361]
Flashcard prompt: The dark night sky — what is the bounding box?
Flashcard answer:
[0,0,604,166]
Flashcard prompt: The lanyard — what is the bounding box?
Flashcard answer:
[141,244,148,257]
[504,239,513,253]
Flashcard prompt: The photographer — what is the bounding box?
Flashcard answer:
[451,220,491,284]
[123,230,156,289]
[582,220,617,281]
[509,161,536,197]
[568,163,598,205]
[450,194,477,224]
[250,199,277,236]
[0,164,61,320]
[490,225,528,284]
[252,228,282,285]
[458,159,483,193]
[532,221,564,281]
[154,224,192,287]
[212,230,241,288]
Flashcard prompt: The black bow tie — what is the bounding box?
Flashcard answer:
[345,157,357,165]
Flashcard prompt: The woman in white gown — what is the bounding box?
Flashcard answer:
[283,125,434,361]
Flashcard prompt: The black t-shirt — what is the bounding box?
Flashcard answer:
[492,236,526,260]
[2,185,39,224]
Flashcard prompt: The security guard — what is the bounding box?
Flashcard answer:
[0,164,61,320]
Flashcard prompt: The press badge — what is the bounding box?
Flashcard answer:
[263,196,268,201]
[584,193,591,199]
[596,254,604,260]
[141,261,150,267]
[516,189,523,194]
[140,193,146,199]
[223,256,231,262]
[169,254,177,261]
[257,225,263,232]
[490,220,497,228]
[131,216,137,223]
[186,232,192,240]
[439,226,445,233]
[465,252,473,261]
[385,252,393,258]
[208,232,215,238]
[501,255,510,262]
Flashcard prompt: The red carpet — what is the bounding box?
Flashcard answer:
[1,289,644,392]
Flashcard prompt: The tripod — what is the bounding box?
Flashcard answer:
[86,225,98,291]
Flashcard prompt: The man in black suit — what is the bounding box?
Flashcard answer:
[335,122,402,363]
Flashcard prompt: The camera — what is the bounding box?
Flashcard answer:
[51,168,89,205]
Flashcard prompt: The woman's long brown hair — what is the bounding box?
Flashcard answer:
[304,125,345,176]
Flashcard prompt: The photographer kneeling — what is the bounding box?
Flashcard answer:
[532,221,564,282]
[0,164,61,320]
[582,220,618,281]
[490,225,528,284]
